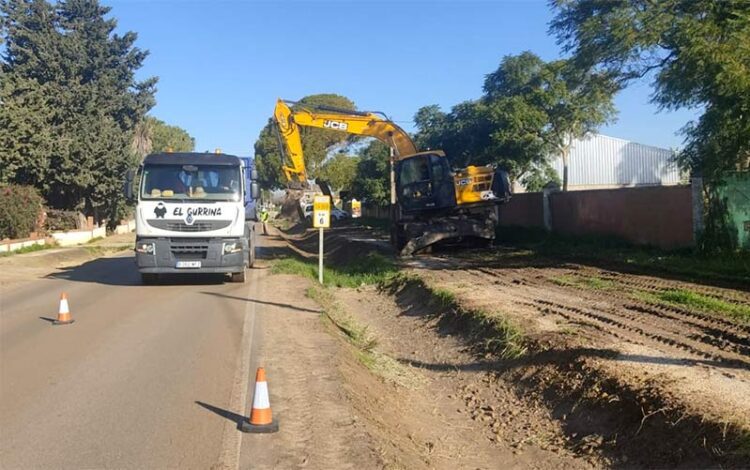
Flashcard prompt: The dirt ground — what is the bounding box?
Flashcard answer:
[0,232,135,286]
[278,223,750,468]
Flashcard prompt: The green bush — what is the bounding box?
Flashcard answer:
[0,185,44,240]
[45,209,81,231]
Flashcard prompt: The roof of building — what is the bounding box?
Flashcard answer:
[143,152,241,166]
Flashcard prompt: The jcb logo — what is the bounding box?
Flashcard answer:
[323,120,348,131]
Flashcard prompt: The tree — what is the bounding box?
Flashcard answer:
[0,0,60,190]
[1,0,156,225]
[254,94,356,189]
[317,152,359,192]
[414,52,617,190]
[130,116,194,160]
[484,52,617,190]
[550,0,750,177]
[147,116,194,153]
[350,140,390,205]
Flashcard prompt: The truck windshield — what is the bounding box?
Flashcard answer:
[141,164,241,201]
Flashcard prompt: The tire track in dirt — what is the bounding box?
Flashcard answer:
[457,265,750,370]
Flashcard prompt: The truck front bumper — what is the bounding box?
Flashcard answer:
[135,236,246,274]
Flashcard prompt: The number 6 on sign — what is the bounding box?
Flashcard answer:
[313,195,330,228]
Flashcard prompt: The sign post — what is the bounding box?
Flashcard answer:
[312,195,331,284]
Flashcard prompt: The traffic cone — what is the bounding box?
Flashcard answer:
[52,292,74,325]
[240,367,279,433]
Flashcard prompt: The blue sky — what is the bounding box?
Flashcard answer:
[107,0,696,156]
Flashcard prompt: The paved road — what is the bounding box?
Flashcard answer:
[0,247,267,468]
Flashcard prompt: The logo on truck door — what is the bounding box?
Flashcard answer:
[323,120,348,131]
[154,203,167,218]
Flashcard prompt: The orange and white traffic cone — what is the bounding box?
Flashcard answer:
[240,367,279,433]
[52,292,74,325]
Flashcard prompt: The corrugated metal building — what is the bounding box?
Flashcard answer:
[547,134,686,191]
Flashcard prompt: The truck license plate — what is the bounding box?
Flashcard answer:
[176,261,201,269]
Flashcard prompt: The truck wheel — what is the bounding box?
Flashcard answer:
[141,273,159,285]
[230,269,247,283]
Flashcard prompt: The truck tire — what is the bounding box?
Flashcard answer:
[141,273,159,285]
[230,268,247,283]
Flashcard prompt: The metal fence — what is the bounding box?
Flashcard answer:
[549,134,686,189]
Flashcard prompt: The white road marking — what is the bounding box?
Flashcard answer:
[216,271,258,469]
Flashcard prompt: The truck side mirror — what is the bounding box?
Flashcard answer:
[251,182,260,200]
[251,169,259,181]
[124,168,136,201]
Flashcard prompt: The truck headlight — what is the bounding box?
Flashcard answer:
[136,242,155,254]
[223,242,242,254]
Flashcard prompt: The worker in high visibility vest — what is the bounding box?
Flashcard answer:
[259,207,269,235]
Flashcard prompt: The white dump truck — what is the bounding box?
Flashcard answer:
[125,152,260,284]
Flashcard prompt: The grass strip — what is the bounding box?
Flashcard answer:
[496,226,750,284]
[0,242,56,257]
[636,289,750,323]
[383,274,527,360]
[307,285,423,389]
[551,275,616,290]
[272,252,398,288]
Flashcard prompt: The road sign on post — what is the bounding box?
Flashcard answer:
[313,195,331,284]
[313,195,330,229]
[351,199,361,219]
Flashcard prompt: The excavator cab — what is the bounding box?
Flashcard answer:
[396,152,457,214]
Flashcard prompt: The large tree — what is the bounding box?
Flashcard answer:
[550,0,750,176]
[484,52,617,190]
[0,0,156,224]
[131,116,195,160]
[148,116,194,154]
[414,52,616,190]
[254,94,356,189]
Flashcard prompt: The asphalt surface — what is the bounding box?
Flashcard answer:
[0,248,267,468]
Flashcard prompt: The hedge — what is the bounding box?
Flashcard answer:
[0,185,44,240]
[46,209,82,232]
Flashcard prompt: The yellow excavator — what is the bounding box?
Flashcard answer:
[273,98,511,255]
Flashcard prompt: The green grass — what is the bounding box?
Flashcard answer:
[84,244,131,257]
[272,252,398,288]
[307,285,423,389]
[551,275,615,290]
[0,242,55,257]
[495,226,750,284]
[636,288,750,322]
[384,276,527,360]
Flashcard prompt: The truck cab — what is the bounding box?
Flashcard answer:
[125,152,260,284]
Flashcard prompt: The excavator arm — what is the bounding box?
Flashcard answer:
[273,99,418,186]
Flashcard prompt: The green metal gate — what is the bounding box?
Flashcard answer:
[715,172,750,250]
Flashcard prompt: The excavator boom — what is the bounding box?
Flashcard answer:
[273,99,418,184]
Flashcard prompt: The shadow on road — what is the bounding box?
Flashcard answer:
[201,291,321,314]
[195,401,246,430]
[47,256,141,286]
[47,255,227,286]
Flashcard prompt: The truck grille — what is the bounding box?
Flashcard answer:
[147,219,232,232]
[170,238,210,259]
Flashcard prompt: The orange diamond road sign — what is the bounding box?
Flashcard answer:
[313,195,330,228]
